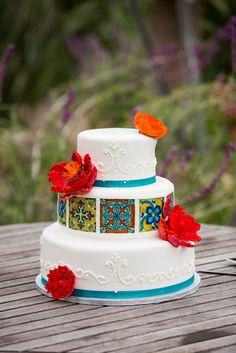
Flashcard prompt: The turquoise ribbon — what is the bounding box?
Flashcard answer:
[94,176,156,188]
[41,275,194,300]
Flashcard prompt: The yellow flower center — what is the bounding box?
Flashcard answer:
[63,161,81,178]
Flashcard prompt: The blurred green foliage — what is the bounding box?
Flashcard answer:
[0,0,236,226]
[0,0,144,104]
[0,76,235,225]
[1,0,236,104]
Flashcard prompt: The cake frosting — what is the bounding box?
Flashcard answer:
[77,128,157,182]
[37,120,201,304]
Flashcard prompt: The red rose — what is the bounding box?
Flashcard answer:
[48,151,97,199]
[45,265,76,299]
[158,198,201,248]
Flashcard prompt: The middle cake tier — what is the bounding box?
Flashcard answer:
[58,176,174,237]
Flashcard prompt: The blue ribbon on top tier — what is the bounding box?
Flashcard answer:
[94,176,156,188]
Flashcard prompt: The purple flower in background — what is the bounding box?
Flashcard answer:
[67,37,84,61]
[217,73,227,84]
[61,89,76,124]
[130,106,140,123]
[159,145,179,177]
[186,143,236,204]
[66,34,110,76]
[170,149,195,181]
[0,43,15,101]
[180,149,195,167]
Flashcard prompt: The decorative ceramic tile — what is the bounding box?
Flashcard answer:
[167,192,174,209]
[58,198,67,226]
[100,199,135,233]
[139,198,164,232]
[69,197,96,232]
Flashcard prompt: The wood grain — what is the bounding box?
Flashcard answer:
[0,222,235,353]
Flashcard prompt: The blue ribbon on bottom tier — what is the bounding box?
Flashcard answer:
[41,275,194,300]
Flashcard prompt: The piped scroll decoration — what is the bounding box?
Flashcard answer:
[41,255,194,291]
[95,143,156,179]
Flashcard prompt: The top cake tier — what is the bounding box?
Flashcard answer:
[77,128,157,184]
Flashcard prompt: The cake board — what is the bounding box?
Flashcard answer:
[35,272,201,306]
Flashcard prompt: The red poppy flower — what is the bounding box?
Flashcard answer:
[158,196,201,247]
[48,151,97,199]
[134,112,168,139]
[45,265,76,299]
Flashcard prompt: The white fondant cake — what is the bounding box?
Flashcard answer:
[77,128,157,181]
[37,127,200,304]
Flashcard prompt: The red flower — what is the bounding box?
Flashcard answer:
[45,265,76,299]
[48,151,97,199]
[158,197,201,248]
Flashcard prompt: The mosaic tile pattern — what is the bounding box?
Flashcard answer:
[100,199,135,233]
[69,197,96,232]
[167,192,174,209]
[139,198,164,232]
[57,199,67,226]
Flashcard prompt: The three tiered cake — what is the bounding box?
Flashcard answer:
[36,112,201,304]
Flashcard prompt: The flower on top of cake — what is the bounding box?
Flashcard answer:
[134,112,168,139]
[48,151,97,200]
[158,196,202,248]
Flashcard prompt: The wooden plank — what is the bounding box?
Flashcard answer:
[1,274,234,323]
[51,324,236,353]
[2,309,236,351]
[0,260,38,274]
[0,268,39,284]
[0,256,39,270]
[0,300,74,320]
[1,296,236,350]
[0,228,42,242]
[204,345,236,353]
[1,263,39,276]
[196,252,236,265]
[0,275,36,290]
[0,283,36,296]
[1,276,236,322]
[0,222,48,235]
[0,222,235,353]
[155,334,236,353]
[1,244,39,256]
[0,294,51,312]
[1,288,236,349]
[67,324,236,353]
[0,305,140,337]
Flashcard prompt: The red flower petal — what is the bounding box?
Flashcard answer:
[169,205,201,242]
[71,151,82,164]
[48,151,97,196]
[45,265,76,300]
[158,203,201,247]
[158,220,168,240]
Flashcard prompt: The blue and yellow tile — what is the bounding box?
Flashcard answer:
[139,198,164,232]
[167,192,174,209]
[57,198,67,226]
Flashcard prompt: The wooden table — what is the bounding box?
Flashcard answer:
[0,223,236,353]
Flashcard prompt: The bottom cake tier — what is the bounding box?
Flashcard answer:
[36,223,201,305]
